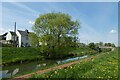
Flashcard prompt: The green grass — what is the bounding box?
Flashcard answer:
[31,48,118,79]
[2,47,96,65]
[2,47,44,65]
[2,46,110,66]
[101,48,112,53]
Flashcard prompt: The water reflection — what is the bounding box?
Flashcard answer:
[2,55,88,78]
[1,70,11,78]
[35,63,47,69]
[2,60,56,78]
[1,68,19,78]
[57,55,88,64]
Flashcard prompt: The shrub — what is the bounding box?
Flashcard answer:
[101,48,111,52]
[2,44,13,47]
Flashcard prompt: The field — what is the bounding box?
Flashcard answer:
[2,47,44,65]
[31,48,118,79]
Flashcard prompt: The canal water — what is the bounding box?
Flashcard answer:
[1,55,88,78]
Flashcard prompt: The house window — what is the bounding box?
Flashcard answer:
[26,37,28,40]
[25,43,28,47]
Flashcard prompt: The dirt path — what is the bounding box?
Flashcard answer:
[11,54,102,80]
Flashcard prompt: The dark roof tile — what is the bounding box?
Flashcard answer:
[10,31,16,36]
[17,30,29,36]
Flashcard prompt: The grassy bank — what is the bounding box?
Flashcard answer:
[2,47,44,65]
[2,47,109,66]
[2,47,96,65]
[31,48,118,79]
[71,47,97,56]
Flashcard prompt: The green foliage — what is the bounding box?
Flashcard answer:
[31,48,118,79]
[111,43,115,47]
[2,44,13,47]
[29,32,39,47]
[2,47,44,65]
[95,42,104,47]
[71,47,97,56]
[101,48,111,52]
[88,43,96,49]
[99,42,103,46]
[33,12,80,58]
[104,43,115,47]
[77,43,86,47]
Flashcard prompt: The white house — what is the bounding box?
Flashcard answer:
[16,30,30,47]
[6,31,18,43]
[5,29,30,47]
[0,33,8,44]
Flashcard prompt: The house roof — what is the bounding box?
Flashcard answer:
[17,30,29,36]
[2,32,8,36]
[0,32,8,40]
[10,31,16,36]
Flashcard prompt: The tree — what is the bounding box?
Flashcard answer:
[107,43,112,46]
[29,32,39,47]
[95,43,99,47]
[111,43,115,47]
[33,12,80,58]
[99,42,103,46]
[78,43,86,47]
[104,43,108,46]
[88,43,96,49]
[104,43,115,47]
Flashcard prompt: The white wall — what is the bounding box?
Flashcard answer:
[16,30,21,47]
[6,32,12,41]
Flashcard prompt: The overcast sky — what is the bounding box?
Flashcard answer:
[1,2,118,46]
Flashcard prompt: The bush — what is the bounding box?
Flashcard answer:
[2,44,13,47]
[101,48,111,52]
[39,44,74,59]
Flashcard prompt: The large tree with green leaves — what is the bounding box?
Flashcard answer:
[29,32,39,47]
[33,12,80,58]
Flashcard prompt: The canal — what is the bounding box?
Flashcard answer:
[1,55,88,78]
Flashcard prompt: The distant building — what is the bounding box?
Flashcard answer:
[0,32,8,44]
[16,30,30,47]
[0,29,30,47]
[6,31,17,43]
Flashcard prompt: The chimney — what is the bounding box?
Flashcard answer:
[14,22,16,33]
[25,29,29,33]
[13,22,16,47]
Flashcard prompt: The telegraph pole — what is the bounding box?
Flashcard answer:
[13,22,16,47]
